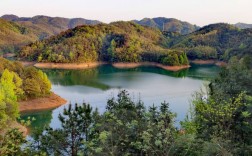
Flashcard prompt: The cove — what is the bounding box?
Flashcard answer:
[21,63,220,131]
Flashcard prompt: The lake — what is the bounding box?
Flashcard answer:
[21,63,220,130]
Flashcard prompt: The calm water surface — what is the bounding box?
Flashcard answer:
[21,64,220,130]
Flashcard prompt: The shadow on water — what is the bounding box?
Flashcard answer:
[20,110,53,134]
[43,68,111,90]
[43,64,220,91]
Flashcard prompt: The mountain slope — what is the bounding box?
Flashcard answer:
[0,15,101,54]
[0,19,38,54]
[133,17,200,35]
[169,23,252,60]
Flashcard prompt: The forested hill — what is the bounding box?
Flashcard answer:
[0,15,101,54]
[133,17,200,35]
[168,23,252,61]
[19,21,189,66]
[20,22,252,64]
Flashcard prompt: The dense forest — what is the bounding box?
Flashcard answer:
[0,56,251,155]
[19,21,189,66]
[168,23,252,61]
[1,15,252,67]
[0,58,51,132]
[17,21,251,66]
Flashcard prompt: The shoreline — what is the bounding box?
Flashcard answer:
[19,92,67,113]
[190,59,227,66]
[20,59,226,71]
[21,61,36,67]
[33,62,106,69]
[112,62,190,71]
[22,61,190,71]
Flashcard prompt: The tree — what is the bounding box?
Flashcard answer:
[179,55,184,65]
[162,53,180,66]
[188,58,252,155]
[36,103,94,156]
[107,39,116,62]
[0,129,27,155]
[0,69,19,125]
[22,67,51,98]
[182,52,189,65]
[209,57,252,99]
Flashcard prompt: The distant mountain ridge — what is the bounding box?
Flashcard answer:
[133,17,200,35]
[234,23,252,29]
[1,14,101,39]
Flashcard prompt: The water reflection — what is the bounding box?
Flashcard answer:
[21,64,220,131]
[20,110,53,133]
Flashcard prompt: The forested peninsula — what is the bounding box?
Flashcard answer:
[0,58,66,135]
[19,22,189,68]
[15,22,251,71]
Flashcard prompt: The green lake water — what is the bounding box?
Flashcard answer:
[21,64,220,131]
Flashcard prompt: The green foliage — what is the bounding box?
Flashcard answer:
[1,54,251,155]
[170,23,252,61]
[162,53,180,66]
[107,39,116,62]
[4,84,252,155]
[30,103,94,155]
[187,46,217,60]
[20,21,188,66]
[28,90,178,155]
[185,58,252,155]
[161,52,189,66]
[209,57,252,98]
[22,20,240,66]
[22,67,51,98]
[0,58,51,130]
[0,128,27,156]
[0,69,20,128]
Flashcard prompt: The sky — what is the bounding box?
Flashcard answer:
[0,0,251,26]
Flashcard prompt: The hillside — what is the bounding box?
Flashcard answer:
[19,22,189,66]
[19,22,252,65]
[168,23,252,60]
[234,23,252,29]
[133,17,200,35]
[0,19,38,55]
[0,15,101,54]
[1,14,101,39]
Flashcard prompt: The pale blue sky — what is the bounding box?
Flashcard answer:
[0,0,251,26]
